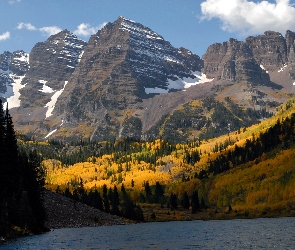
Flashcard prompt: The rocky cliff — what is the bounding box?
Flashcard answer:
[203,38,270,85]
[1,17,295,142]
[0,50,29,107]
[6,31,87,136]
[49,17,206,141]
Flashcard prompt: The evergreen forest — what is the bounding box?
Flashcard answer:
[0,99,46,238]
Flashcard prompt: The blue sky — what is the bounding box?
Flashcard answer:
[1,0,295,57]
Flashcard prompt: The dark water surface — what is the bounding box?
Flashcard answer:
[1,217,295,249]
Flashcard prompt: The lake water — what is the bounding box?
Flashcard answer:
[1,217,295,249]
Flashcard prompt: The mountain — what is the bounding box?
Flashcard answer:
[39,97,295,219]
[9,31,86,136]
[0,50,29,109]
[1,17,295,142]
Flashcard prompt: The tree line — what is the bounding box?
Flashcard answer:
[55,180,145,222]
[0,100,46,237]
[206,114,295,175]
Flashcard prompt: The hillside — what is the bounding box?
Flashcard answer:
[43,189,126,228]
[23,97,294,219]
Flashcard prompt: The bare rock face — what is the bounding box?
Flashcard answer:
[0,50,29,103]
[2,16,295,142]
[0,51,13,98]
[246,31,287,71]
[202,38,270,85]
[60,17,203,108]
[9,31,87,133]
[286,30,295,63]
[29,30,86,79]
[0,50,29,75]
[52,17,204,141]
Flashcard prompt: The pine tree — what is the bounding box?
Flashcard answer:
[121,194,144,221]
[0,104,21,228]
[0,99,6,226]
[169,193,178,210]
[121,183,126,196]
[88,189,103,211]
[94,189,103,211]
[1,104,46,234]
[144,181,152,200]
[154,182,164,203]
[111,185,120,215]
[181,191,190,209]
[102,184,110,213]
[191,190,200,214]
[20,150,46,231]
[4,104,20,197]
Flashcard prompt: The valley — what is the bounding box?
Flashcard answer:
[1,17,295,234]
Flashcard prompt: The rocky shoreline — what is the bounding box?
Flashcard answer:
[43,189,127,229]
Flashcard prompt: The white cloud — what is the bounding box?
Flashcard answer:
[39,26,62,36]
[15,21,106,39]
[200,0,295,35]
[74,23,96,36]
[73,22,107,36]
[16,22,62,36]
[8,0,21,4]
[0,32,10,41]
[17,22,37,31]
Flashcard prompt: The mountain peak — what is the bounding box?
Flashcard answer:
[117,16,164,42]
[3,18,293,143]
[118,16,134,22]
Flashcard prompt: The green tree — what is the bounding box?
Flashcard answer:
[121,183,126,196]
[20,150,46,232]
[111,185,120,215]
[144,181,152,199]
[154,182,164,203]
[102,184,110,213]
[181,191,190,209]
[169,193,178,210]
[0,104,46,235]
[191,190,200,214]
[0,99,6,227]
[4,105,20,198]
[88,189,103,211]
[121,194,144,222]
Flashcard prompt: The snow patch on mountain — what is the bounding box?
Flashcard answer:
[14,52,29,62]
[145,72,213,94]
[45,81,68,119]
[44,120,64,139]
[168,71,213,90]
[38,80,54,93]
[4,75,26,109]
[0,50,30,109]
[44,129,57,139]
[278,64,288,73]
[145,87,169,94]
[260,65,268,73]
[78,50,84,63]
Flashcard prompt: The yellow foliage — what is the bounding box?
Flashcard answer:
[206,147,295,210]
[42,97,295,217]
